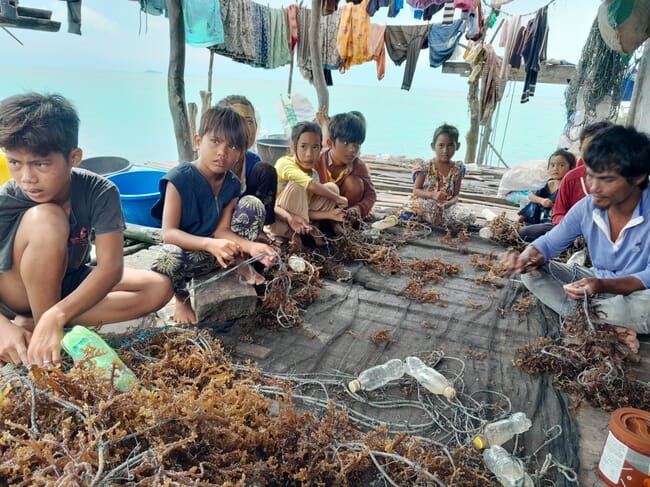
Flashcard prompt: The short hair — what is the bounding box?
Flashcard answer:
[328,112,366,144]
[291,121,322,146]
[432,123,460,145]
[579,120,614,146]
[199,105,249,153]
[218,95,255,115]
[0,92,79,157]
[549,148,576,170]
[583,125,650,190]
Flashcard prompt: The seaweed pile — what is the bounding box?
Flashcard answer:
[0,327,518,486]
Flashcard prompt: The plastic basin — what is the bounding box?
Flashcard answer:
[256,137,289,164]
[79,156,132,176]
[107,169,166,228]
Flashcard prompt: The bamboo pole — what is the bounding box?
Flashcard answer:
[309,0,329,113]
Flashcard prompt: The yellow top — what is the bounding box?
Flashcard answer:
[0,151,11,185]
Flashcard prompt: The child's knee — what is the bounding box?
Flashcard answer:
[341,176,364,203]
[16,204,68,254]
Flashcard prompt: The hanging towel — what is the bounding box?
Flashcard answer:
[428,18,464,68]
[296,6,313,81]
[369,23,387,80]
[211,0,256,63]
[182,0,224,47]
[479,44,505,125]
[250,2,271,67]
[322,10,343,70]
[336,0,371,72]
[268,8,291,68]
[385,24,431,90]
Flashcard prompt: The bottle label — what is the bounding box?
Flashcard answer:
[598,432,627,482]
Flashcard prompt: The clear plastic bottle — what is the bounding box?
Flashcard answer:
[371,214,399,231]
[403,356,456,400]
[61,325,138,392]
[348,358,404,393]
[483,445,534,487]
[473,412,532,449]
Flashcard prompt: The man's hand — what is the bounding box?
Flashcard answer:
[563,278,600,300]
[205,238,241,268]
[0,319,31,365]
[27,309,66,367]
[498,247,544,277]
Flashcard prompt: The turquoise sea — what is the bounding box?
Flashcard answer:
[1,67,568,167]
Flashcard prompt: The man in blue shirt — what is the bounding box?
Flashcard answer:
[500,125,650,353]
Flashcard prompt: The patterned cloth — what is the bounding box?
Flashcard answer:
[151,195,266,296]
[336,0,372,72]
[397,159,474,227]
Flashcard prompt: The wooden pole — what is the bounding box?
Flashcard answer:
[309,0,329,113]
[200,50,214,115]
[465,81,479,164]
[166,0,194,164]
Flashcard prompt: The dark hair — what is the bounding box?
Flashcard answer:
[549,148,576,170]
[432,123,460,145]
[0,92,79,157]
[349,110,366,127]
[328,112,366,144]
[291,121,322,146]
[218,95,255,115]
[579,120,614,146]
[583,125,650,190]
[199,105,249,153]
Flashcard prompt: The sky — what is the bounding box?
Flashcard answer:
[2,0,600,90]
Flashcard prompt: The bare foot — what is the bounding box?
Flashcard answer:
[173,294,197,324]
[236,264,265,285]
[13,315,35,332]
[614,326,639,354]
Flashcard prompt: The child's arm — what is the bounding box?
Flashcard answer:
[441,171,465,209]
[27,230,125,366]
[214,198,276,267]
[309,207,345,222]
[307,180,348,207]
[350,160,377,218]
[413,173,447,202]
[527,183,554,209]
[274,205,311,234]
[161,183,242,267]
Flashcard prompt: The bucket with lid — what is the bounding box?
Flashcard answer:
[598,407,650,487]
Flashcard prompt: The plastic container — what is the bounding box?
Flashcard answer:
[403,356,456,400]
[371,215,399,231]
[483,445,534,487]
[107,169,166,228]
[598,407,650,487]
[78,156,132,177]
[473,412,533,449]
[348,358,404,393]
[61,325,138,392]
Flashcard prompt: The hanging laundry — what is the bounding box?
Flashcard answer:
[369,24,387,80]
[322,10,343,70]
[465,0,482,40]
[498,14,520,81]
[499,19,508,47]
[182,0,224,48]
[367,0,390,17]
[421,1,445,21]
[336,0,371,72]
[453,0,472,11]
[441,0,454,24]
[489,0,512,7]
[211,0,256,63]
[66,0,82,35]
[296,8,343,83]
[385,24,431,90]
[296,6,312,81]
[388,0,403,17]
[268,8,291,68]
[479,44,505,125]
[286,4,298,51]
[322,0,340,16]
[250,2,272,67]
[139,0,168,16]
[428,18,464,68]
[509,25,527,70]
[406,0,445,12]
[521,6,548,103]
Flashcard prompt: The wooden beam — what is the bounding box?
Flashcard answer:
[442,61,576,85]
[17,6,52,19]
[0,15,60,32]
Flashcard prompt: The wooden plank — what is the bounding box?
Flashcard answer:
[0,15,60,31]
[442,61,576,85]
[16,6,52,19]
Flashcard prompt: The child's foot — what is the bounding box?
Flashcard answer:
[236,264,265,285]
[173,295,197,324]
[614,326,639,354]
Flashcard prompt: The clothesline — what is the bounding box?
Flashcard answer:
[482,0,557,18]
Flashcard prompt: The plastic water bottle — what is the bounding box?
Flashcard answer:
[348,358,404,393]
[483,445,534,487]
[61,325,138,392]
[473,412,532,449]
[403,356,456,400]
[371,215,399,230]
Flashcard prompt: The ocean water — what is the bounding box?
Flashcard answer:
[0,67,568,167]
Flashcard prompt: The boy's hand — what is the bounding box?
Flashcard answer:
[27,310,65,367]
[0,320,31,365]
[287,214,310,234]
[248,242,277,267]
[337,195,348,208]
[327,208,346,222]
[346,207,361,221]
[206,238,241,268]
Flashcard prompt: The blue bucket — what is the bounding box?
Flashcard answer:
[107,169,166,228]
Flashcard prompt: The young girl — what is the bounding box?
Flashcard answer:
[518,149,576,225]
[150,106,275,324]
[398,123,472,227]
[269,121,347,247]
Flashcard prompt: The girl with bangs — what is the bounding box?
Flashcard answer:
[150,105,275,324]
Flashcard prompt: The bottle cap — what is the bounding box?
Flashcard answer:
[443,386,456,400]
[472,436,486,449]
[348,379,361,393]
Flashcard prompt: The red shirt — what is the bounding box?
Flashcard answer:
[551,164,589,226]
